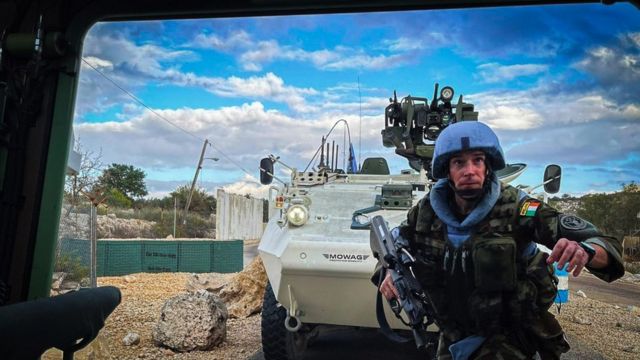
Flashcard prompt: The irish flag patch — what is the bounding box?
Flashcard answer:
[520,200,541,217]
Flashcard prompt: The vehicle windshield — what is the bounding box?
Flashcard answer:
[52,3,640,358]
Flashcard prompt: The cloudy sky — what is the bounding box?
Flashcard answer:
[73,2,640,198]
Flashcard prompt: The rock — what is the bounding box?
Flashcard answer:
[124,275,137,283]
[215,257,268,318]
[186,273,231,294]
[51,272,66,289]
[80,277,91,287]
[627,305,637,313]
[153,290,228,352]
[622,345,638,353]
[616,322,623,327]
[185,257,268,318]
[123,332,141,346]
[571,315,592,325]
[166,234,174,239]
[60,280,80,291]
[615,305,621,309]
[576,290,587,298]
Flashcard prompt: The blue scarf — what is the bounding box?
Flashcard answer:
[429,173,501,248]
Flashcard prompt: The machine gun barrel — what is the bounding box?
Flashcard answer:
[369,215,432,350]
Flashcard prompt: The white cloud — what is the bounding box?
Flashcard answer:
[480,105,543,130]
[573,34,640,101]
[191,31,414,72]
[83,33,197,78]
[190,30,253,51]
[75,102,380,179]
[79,31,321,114]
[82,56,114,70]
[381,33,447,52]
[164,71,317,112]
[469,86,638,131]
[477,63,549,83]
[222,175,272,198]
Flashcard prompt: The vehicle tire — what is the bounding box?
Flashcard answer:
[261,282,309,360]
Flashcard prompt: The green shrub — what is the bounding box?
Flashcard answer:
[54,253,89,282]
[105,188,133,208]
[151,211,214,238]
[624,262,640,275]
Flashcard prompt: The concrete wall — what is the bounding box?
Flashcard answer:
[216,189,264,240]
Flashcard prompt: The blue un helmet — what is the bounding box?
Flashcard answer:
[431,121,505,179]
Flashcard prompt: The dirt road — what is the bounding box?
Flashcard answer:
[571,271,640,306]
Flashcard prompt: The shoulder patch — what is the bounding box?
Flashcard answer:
[559,214,588,230]
[519,199,541,217]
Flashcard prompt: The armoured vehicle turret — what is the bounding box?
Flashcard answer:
[257,84,530,359]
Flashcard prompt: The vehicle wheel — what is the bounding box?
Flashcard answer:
[261,282,309,360]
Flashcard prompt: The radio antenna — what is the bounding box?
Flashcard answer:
[358,76,362,172]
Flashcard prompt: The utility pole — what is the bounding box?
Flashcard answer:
[173,196,177,238]
[184,139,208,225]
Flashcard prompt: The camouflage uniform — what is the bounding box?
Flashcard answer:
[398,182,625,360]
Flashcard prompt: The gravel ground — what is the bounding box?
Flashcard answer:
[43,273,640,360]
[43,273,261,360]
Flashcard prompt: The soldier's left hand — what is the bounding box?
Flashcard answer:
[547,238,589,277]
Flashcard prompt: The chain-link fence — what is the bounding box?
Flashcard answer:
[55,201,93,288]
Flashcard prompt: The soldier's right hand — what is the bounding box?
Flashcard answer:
[380,272,400,300]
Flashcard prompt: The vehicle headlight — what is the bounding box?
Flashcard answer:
[286,204,309,226]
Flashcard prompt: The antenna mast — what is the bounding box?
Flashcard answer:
[358,76,362,171]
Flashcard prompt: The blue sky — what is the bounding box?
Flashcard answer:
[73,3,640,198]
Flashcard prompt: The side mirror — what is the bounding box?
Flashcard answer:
[543,164,561,194]
[260,158,274,185]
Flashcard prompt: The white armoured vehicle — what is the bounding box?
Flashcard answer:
[257,84,534,360]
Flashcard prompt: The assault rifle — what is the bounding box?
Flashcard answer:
[369,215,435,350]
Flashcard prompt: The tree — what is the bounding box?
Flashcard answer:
[97,163,148,201]
[578,182,640,240]
[170,184,216,215]
[105,188,133,208]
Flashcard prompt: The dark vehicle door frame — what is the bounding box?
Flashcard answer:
[0,0,636,305]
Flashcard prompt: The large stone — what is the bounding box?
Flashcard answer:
[217,257,268,318]
[153,290,228,352]
[187,257,268,318]
[186,273,235,294]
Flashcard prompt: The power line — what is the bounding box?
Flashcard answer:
[81,57,259,182]
[206,141,258,182]
[81,57,204,142]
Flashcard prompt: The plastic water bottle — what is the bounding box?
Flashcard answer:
[554,262,569,305]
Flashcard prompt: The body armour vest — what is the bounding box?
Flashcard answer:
[408,185,559,343]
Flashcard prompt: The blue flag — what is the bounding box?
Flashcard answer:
[348,143,358,173]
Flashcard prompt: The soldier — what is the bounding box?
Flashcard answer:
[378,121,624,359]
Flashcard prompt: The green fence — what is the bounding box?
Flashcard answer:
[59,238,243,276]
